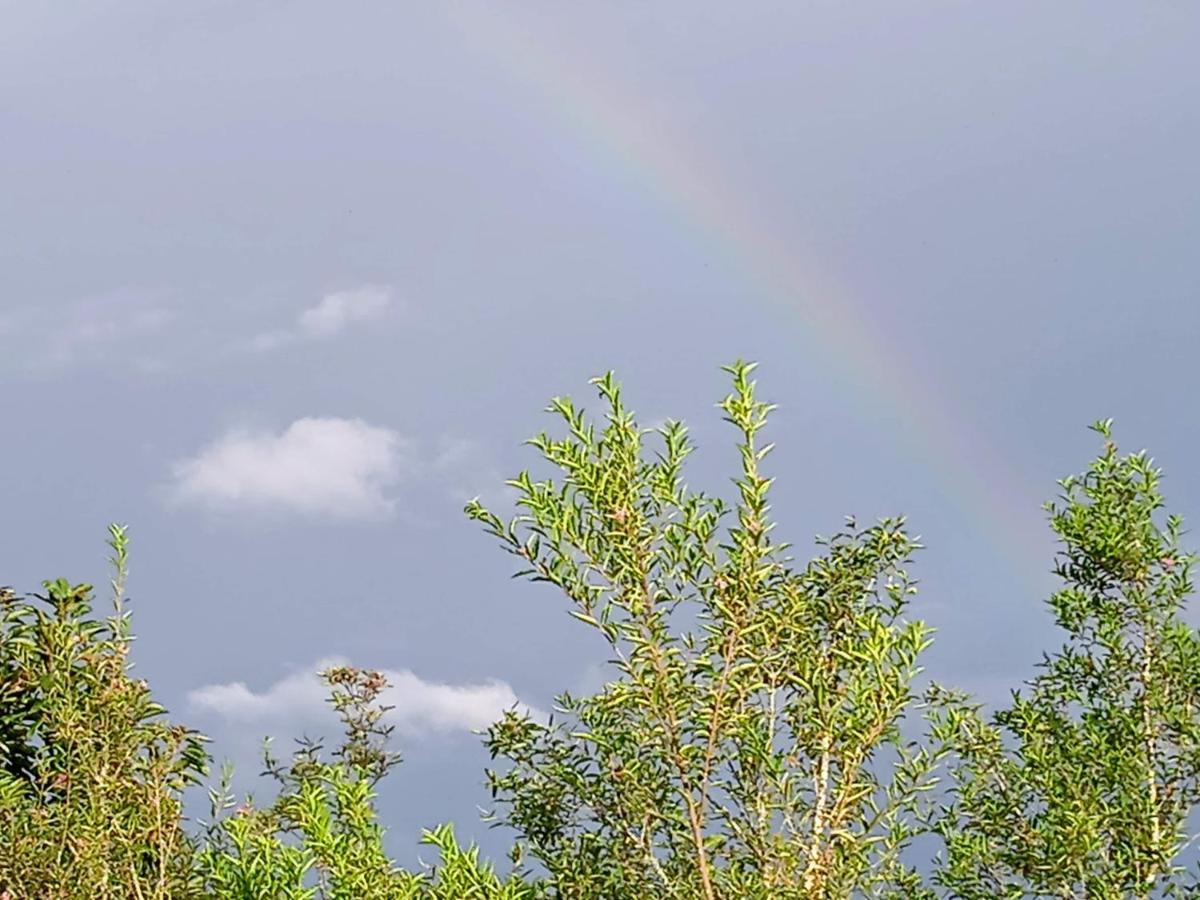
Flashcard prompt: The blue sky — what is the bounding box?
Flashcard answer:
[3,1,1199,864]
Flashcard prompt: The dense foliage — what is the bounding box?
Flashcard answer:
[0,528,206,899]
[931,421,1200,899]
[4,363,1200,898]
[467,365,941,899]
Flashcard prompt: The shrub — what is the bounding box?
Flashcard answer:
[196,666,535,899]
[467,363,946,899]
[0,526,207,899]
[932,422,1200,899]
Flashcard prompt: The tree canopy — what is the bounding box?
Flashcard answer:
[4,363,1200,898]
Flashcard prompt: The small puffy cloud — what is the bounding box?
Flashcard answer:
[188,658,544,737]
[169,417,407,519]
[299,287,391,338]
[251,286,393,351]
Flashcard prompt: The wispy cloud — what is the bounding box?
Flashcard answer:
[430,436,515,505]
[168,417,408,519]
[3,295,174,372]
[188,658,545,738]
[251,285,393,351]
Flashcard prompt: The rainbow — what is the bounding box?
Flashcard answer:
[448,8,1050,581]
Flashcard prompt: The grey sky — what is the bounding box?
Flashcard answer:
[3,1,1199,865]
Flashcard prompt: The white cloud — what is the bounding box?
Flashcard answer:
[247,329,293,352]
[3,295,174,372]
[251,285,393,351]
[57,305,171,349]
[299,286,391,337]
[169,417,407,519]
[188,658,544,737]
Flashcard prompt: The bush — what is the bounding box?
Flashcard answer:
[467,363,943,898]
[0,527,207,899]
[195,666,533,899]
[932,421,1200,899]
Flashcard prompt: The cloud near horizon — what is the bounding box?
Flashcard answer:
[251,285,393,351]
[188,658,545,737]
[168,417,407,519]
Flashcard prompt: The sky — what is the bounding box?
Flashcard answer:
[2,0,1199,866]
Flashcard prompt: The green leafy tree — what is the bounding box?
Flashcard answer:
[933,422,1200,899]
[0,526,208,899]
[196,666,535,900]
[468,362,947,899]
[15,364,1200,900]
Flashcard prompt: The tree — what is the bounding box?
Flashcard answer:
[467,362,946,899]
[0,526,208,899]
[196,665,535,900]
[933,421,1200,898]
[14,364,1200,899]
